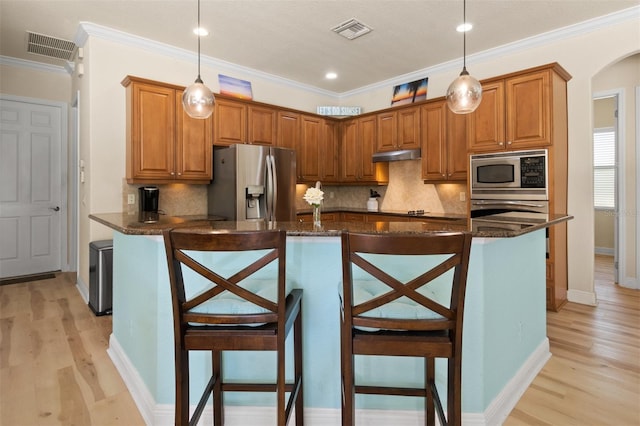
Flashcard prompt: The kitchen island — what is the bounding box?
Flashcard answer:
[90,213,571,426]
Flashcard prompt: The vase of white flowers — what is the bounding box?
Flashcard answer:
[303,184,324,228]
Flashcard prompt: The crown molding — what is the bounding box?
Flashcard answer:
[0,55,69,75]
[339,5,640,99]
[5,5,638,99]
[75,22,338,98]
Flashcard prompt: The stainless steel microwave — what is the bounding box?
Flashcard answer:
[470,149,548,201]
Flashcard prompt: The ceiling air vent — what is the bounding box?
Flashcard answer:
[331,18,373,40]
[26,31,76,61]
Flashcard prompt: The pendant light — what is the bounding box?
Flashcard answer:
[182,0,215,119]
[446,0,482,114]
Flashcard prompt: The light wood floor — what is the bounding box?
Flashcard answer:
[0,255,638,425]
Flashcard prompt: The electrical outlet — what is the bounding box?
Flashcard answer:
[459,192,466,202]
[127,194,135,205]
[329,191,335,199]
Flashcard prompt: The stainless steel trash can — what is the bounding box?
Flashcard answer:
[89,240,113,315]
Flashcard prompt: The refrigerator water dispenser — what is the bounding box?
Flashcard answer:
[246,185,264,219]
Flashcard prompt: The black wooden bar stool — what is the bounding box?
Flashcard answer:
[163,228,303,426]
[339,231,472,426]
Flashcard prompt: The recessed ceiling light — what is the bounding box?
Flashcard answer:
[326,72,338,80]
[194,27,209,36]
[456,22,472,32]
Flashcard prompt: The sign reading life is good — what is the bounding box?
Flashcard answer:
[316,106,362,116]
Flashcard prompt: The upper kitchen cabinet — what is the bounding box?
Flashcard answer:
[342,116,389,184]
[421,99,467,182]
[298,115,339,184]
[214,97,277,146]
[276,110,300,152]
[467,63,571,153]
[122,76,212,184]
[214,98,246,146]
[376,105,420,152]
[248,105,277,146]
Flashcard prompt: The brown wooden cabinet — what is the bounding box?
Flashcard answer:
[466,63,571,311]
[214,99,277,146]
[467,64,571,153]
[298,115,339,184]
[248,105,277,145]
[421,100,467,182]
[376,106,420,152]
[342,117,389,184]
[122,76,212,184]
[214,98,246,146]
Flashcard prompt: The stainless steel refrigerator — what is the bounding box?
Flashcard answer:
[207,144,297,221]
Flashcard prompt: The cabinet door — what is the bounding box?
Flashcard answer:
[322,120,340,182]
[506,70,552,148]
[175,92,213,182]
[421,102,446,180]
[397,106,420,150]
[248,105,276,145]
[299,115,322,182]
[276,110,300,151]
[467,81,505,153]
[129,82,175,180]
[341,119,359,182]
[214,98,246,145]
[446,109,468,181]
[359,116,378,181]
[376,111,397,152]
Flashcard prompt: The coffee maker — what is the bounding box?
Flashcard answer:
[138,186,159,222]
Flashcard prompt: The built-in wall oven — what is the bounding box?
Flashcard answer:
[470,149,550,255]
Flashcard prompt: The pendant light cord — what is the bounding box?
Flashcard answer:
[196,0,202,83]
[462,0,467,71]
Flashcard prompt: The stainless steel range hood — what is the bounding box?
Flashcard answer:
[372,148,421,163]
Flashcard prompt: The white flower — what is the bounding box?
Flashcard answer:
[303,187,324,206]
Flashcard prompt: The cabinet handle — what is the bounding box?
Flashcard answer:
[498,142,504,146]
[170,172,175,175]
[177,172,182,176]
[507,141,512,145]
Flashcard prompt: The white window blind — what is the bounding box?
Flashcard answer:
[593,128,616,208]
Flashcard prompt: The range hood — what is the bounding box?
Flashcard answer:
[372,148,421,163]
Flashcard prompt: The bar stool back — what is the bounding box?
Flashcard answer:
[339,231,472,426]
[163,228,303,426]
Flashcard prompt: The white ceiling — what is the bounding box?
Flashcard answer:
[0,0,638,94]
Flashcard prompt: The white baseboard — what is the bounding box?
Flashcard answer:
[75,274,89,303]
[568,289,598,306]
[107,334,549,426]
[594,247,614,256]
[478,338,550,426]
[621,276,639,290]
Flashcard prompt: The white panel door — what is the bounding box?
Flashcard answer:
[0,99,62,278]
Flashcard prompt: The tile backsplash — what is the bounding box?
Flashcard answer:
[123,160,467,217]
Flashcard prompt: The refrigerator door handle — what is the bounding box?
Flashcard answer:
[266,154,275,221]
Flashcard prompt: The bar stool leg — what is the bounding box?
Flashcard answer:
[294,308,304,425]
[426,357,435,426]
[212,350,223,426]
[175,349,190,426]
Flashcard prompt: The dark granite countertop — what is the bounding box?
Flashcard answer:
[296,207,467,221]
[90,212,572,238]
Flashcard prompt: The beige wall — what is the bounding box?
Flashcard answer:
[0,63,71,102]
[593,54,639,285]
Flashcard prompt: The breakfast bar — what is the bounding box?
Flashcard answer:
[90,213,571,426]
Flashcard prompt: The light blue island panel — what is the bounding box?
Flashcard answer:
[111,230,547,421]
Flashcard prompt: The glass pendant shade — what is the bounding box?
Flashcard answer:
[182,77,215,119]
[446,68,483,114]
[182,0,214,119]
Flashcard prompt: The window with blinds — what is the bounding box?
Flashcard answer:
[593,128,616,209]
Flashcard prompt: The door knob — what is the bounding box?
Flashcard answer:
[49,206,60,211]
